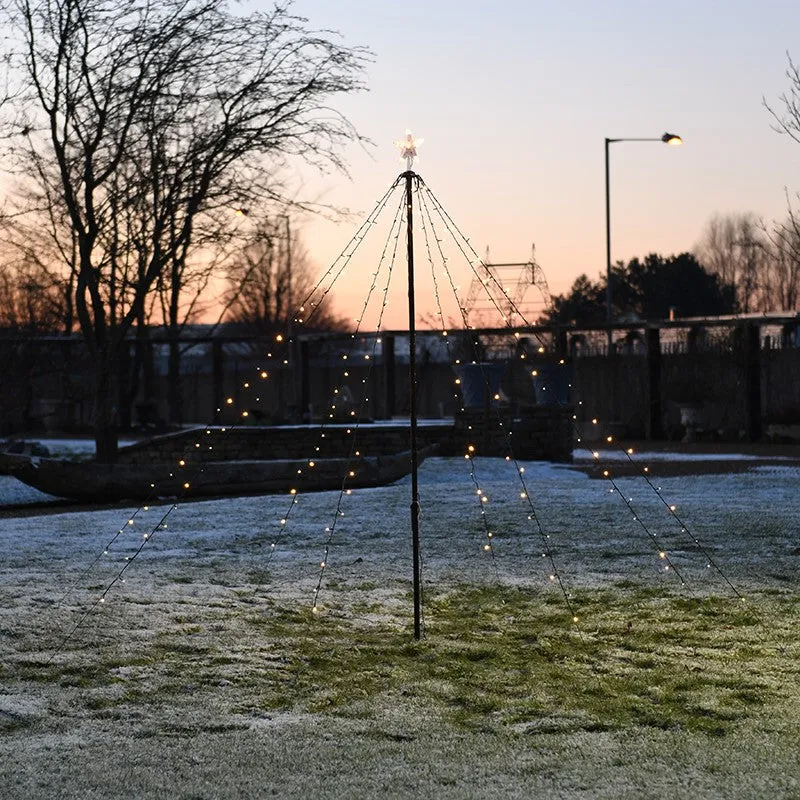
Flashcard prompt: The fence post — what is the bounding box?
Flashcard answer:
[384,334,396,419]
[118,338,132,431]
[645,327,662,440]
[743,322,762,441]
[555,327,568,361]
[300,340,310,422]
[212,340,224,423]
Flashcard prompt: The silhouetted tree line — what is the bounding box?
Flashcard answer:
[695,210,800,314]
[543,202,800,327]
[541,252,737,326]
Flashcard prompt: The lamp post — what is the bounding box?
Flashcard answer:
[604,132,682,348]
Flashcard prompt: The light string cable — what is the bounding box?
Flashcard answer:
[46,499,180,665]
[415,182,500,578]
[608,444,793,661]
[310,183,407,615]
[51,433,217,608]
[54,496,157,609]
[574,415,742,597]
[588,445,688,586]
[420,181,548,341]
[52,364,277,610]
[260,184,406,575]
[416,182,581,626]
[614,442,743,598]
[466,447,500,579]
[47,187,415,649]
[293,176,403,327]
[583,435,770,674]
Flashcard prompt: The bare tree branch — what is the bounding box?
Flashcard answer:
[1,0,370,459]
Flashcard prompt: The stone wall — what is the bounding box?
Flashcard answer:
[116,424,451,464]
[115,413,574,465]
[446,406,574,462]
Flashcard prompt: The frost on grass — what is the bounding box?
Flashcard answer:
[1,457,799,798]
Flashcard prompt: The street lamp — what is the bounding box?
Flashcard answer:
[604,132,682,347]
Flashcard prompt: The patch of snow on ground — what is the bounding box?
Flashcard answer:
[0,476,58,505]
[1,455,798,595]
[1,454,799,799]
[17,437,137,457]
[573,447,791,462]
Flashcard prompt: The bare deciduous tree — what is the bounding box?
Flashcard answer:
[0,254,64,332]
[764,196,800,311]
[226,214,346,334]
[2,0,369,460]
[766,53,800,146]
[763,54,800,312]
[694,212,771,312]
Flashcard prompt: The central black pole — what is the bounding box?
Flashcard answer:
[404,170,422,640]
[604,137,612,352]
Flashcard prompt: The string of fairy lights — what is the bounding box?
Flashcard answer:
[260,193,407,569]
[308,188,406,613]
[616,444,743,597]
[290,177,403,327]
[44,158,747,660]
[580,435,744,599]
[45,178,410,653]
[590,443,686,584]
[414,176,582,625]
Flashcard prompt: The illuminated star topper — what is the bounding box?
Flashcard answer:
[395,129,423,170]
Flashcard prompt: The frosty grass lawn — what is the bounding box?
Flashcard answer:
[1,452,799,798]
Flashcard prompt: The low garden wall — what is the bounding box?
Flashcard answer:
[116,409,574,465]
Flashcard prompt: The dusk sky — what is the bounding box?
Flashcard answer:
[253,0,800,328]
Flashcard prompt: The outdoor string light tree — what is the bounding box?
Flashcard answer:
[40,131,745,661]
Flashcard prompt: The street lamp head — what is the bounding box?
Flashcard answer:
[662,132,682,145]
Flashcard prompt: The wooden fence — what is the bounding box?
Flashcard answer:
[2,316,800,442]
